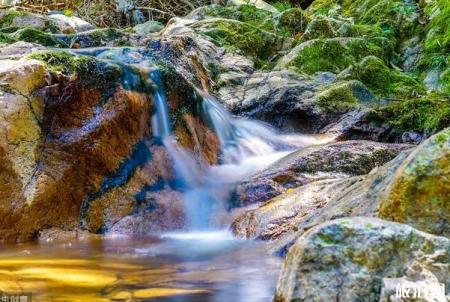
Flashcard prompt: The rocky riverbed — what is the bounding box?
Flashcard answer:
[0,0,449,301]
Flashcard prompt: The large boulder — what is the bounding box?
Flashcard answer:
[234,140,412,206]
[379,128,450,237]
[275,218,449,302]
[0,49,220,241]
[274,37,388,74]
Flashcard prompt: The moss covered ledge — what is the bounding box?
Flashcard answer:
[27,50,122,90]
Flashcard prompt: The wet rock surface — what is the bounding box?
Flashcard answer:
[234,140,412,206]
[232,150,412,251]
[0,48,220,241]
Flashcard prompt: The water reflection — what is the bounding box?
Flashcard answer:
[0,233,280,302]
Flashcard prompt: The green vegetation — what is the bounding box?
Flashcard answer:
[199,19,284,69]
[316,81,371,113]
[13,28,65,47]
[272,1,293,12]
[202,4,274,27]
[0,10,27,28]
[28,50,121,90]
[371,95,450,133]
[0,33,17,44]
[289,38,387,74]
[278,8,310,36]
[338,56,425,97]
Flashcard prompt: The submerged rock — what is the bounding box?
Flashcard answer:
[379,128,450,237]
[274,217,449,302]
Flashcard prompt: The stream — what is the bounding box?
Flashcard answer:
[0,232,281,301]
[0,47,329,302]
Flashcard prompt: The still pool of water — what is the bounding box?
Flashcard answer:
[0,231,281,302]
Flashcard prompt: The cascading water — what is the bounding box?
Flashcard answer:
[86,47,330,232]
[0,47,332,302]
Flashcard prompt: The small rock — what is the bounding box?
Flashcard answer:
[402,131,423,144]
[133,20,164,35]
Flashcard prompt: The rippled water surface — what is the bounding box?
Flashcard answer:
[0,232,281,302]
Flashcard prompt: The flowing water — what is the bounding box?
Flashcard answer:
[0,47,331,301]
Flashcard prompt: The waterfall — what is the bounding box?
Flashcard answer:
[88,47,329,231]
[150,70,171,140]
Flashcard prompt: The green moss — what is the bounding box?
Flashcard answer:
[13,27,65,47]
[441,68,450,95]
[317,233,338,245]
[0,10,27,28]
[199,19,283,68]
[278,8,310,36]
[202,4,274,29]
[418,0,450,75]
[44,20,60,34]
[302,15,338,40]
[316,80,371,113]
[339,0,419,40]
[343,56,391,93]
[289,37,387,74]
[371,94,450,132]
[339,56,426,98]
[28,50,121,90]
[0,26,21,34]
[0,32,17,44]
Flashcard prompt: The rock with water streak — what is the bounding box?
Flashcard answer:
[0,49,220,241]
[234,140,412,207]
[274,217,449,302]
[379,128,450,237]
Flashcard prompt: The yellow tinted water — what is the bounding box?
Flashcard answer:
[0,233,280,302]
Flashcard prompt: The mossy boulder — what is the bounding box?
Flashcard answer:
[379,128,450,237]
[56,28,126,48]
[278,8,310,36]
[316,80,374,113]
[276,37,388,74]
[302,15,339,40]
[275,217,450,302]
[196,19,284,68]
[11,27,66,47]
[337,56,391,94]
[371,95,450,133]
[28,50,121,90]
[0,10,45,29]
